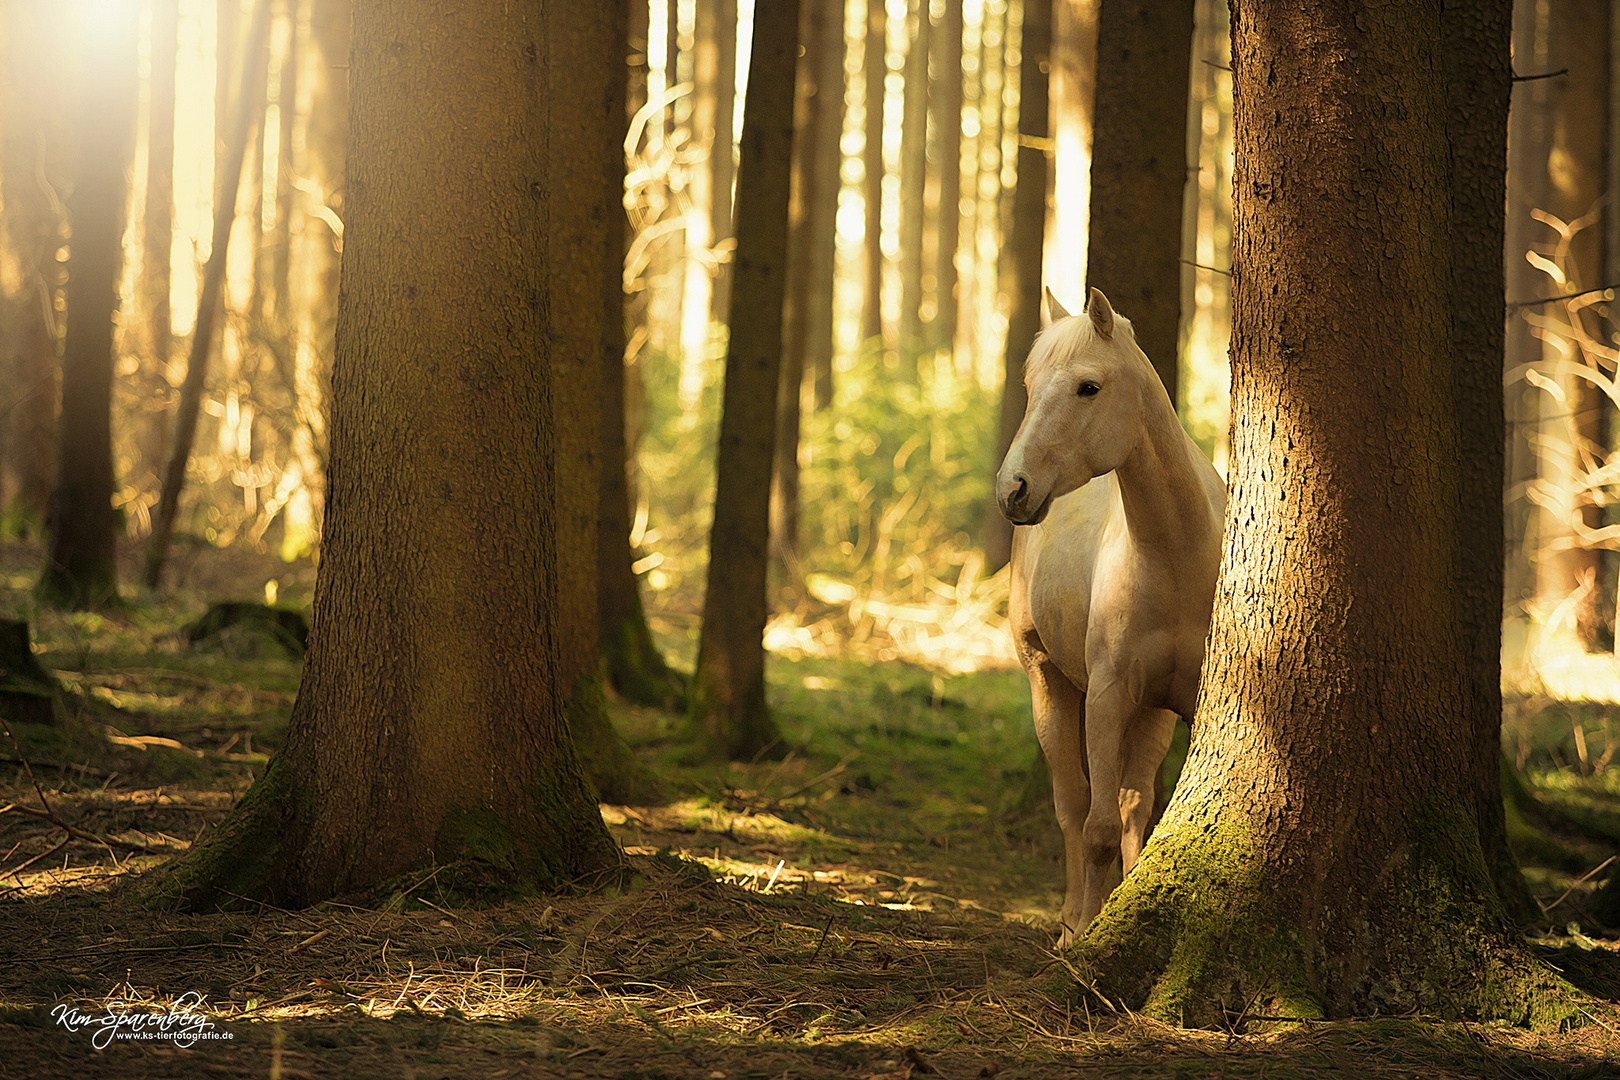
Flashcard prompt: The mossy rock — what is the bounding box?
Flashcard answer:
[0,619,61,726]
[182,602,309,659]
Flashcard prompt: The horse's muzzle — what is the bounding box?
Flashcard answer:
[997,472,1052,526]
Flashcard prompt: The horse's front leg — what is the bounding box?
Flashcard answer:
[1119,707,1177,874]
[1076,678,1130,931]
[1025,652,1089,946]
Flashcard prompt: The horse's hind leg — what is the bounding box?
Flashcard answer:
[1119,707,1177,875]
[1024,649,1089,946]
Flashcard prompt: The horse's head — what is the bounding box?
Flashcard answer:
[996,287,1153,526]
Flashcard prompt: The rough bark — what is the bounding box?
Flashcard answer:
[138,0,180,491]
[861,0,886,344]
[687,0,801,761]
[145,0,622,911]
[1072,0,1571,1025]
[143,0,273,590]
[1529,1,1610,651]
[1443,0,1536,926]
[551,0,663,805]
[984,0,1051,574]
[37,5,139,610]
[929,0,964,358]
[1084,0,1193,400]
[896,0,931,364]
[0,3,65,535]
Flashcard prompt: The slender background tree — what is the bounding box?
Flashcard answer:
[37,1,139,610]
[687,0,802,761]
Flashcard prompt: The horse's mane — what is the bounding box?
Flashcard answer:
[1022,310,1136,389]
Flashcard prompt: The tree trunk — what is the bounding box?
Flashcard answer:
[138,0,180,496]
[807,0,847,411]
[687,0,801,761]
[1074,0,1569,1024]
[143,0,273,590]
[551,0,664,805]
[1444,0,1536,925]
[145,0,623,911]
[929,0,963,358]
[36,6,139,611]
[896,0,931,365]
[709,0,740,322]
[269,1,300,328]
[602,1,688,716]
[0,3,65,536]
[861,0,886,344]
[1084,0,1193,400]
[984,0,1051,574]
[774,0,836,569]
[1528,1,1610,652]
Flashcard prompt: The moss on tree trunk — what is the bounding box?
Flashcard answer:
[140,0,621,911]
[1070,0,1577,1025]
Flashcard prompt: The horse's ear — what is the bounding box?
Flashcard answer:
[1086,287,1115,339]
[1043,287,1071,326]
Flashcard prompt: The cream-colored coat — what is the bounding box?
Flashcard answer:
[996,288,1225,944]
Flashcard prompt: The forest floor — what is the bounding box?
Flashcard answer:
[0,540,1619,1078]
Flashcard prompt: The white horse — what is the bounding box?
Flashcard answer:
[996,287,1225,944]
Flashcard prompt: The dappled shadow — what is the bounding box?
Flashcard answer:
[2,861,1618,1080]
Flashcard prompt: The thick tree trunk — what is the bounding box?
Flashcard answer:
[929,0,963,358]
[687,0,801,761]
[37,6,139,610]
[1074,0,1569,1024]
[896,0,930,365]
[143,0,273,590]
[1084,0,1193,401]
[861,0,886,344]
[0,4,65,536]
[145,0,622,911]
[551,0,663,805]
[984,0,1051,573]
[138,0,180,494]
[1529,1,1610,652]
[1444,0,1535,926]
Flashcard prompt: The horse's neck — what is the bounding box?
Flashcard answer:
[1113,378,1211,556]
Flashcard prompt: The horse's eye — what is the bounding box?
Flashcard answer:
[1078,381,1101,398]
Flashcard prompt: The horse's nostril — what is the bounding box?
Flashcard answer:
[1014,476,1029,502]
